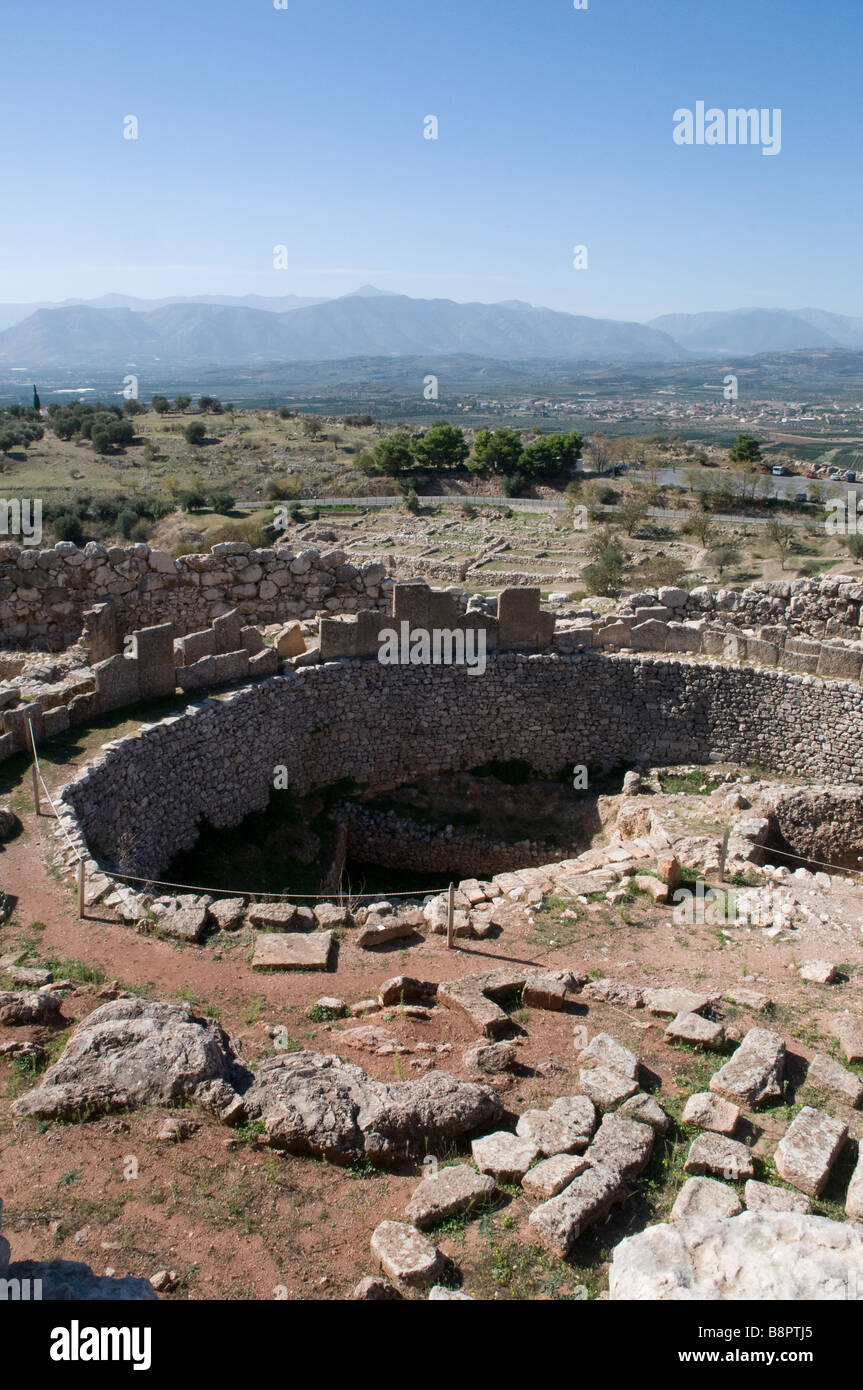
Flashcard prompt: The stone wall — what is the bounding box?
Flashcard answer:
[615,578,863,641]
[58,651,863,880]
[0,540,388,651]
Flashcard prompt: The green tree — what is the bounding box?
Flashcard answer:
[178,488,206,511]
[373,432,414,477]
[184,420,206,446]
[173,395,192,412]
[729,433,762,466]
[207,490,235,513]
[411,422,469,471]
[470,428,524,475]
[32,385,41,412]
[151,395,171,415]
[520,430,583,479]
[300,414,324,437]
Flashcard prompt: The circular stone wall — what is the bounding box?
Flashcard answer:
[59,651,863,879]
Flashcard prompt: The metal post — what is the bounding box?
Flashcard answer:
[446,882,455,950]
[77,859,86,919]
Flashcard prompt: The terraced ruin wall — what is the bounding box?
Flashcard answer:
[2,535,863,653]
[0,540,389,650]
[59,651,863,879]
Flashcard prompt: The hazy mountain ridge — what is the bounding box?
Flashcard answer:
[649,307,863,354]
[0,293,687,368]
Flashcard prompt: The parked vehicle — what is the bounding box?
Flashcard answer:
[844,471,857,482]
[795,491,808,503]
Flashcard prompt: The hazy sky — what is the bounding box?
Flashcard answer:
[3,0,860,320]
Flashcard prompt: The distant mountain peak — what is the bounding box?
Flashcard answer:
[343,284,398,298]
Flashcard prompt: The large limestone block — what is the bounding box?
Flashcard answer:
[709,1028,785,1107]
[405,1164,495,1229]
[609,1211,863,1300]
[774,1107,848,1197]
[371,1221,444,1290]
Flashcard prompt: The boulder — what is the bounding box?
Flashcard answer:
[11,999,247,1120]
[671,1177,743,1222]
[405,1164,495,1229]
[709,1028,785,1107]
[0,990,63,1026]
[684,1133,755,1182]
[681,1092,740,1136]
[774,1107,848,1197]
[241,1051,501,1163]
[577,1066,639,1110]
[619,1092,671,1133]
[744,1180,811,1215]
[806,1053,863,1108]
[546,1094,597,1150]
[515,1110,583,1157]
[585,1114,654,1180]
[370,1221,444,1291]
[665,1012,725,1049]
[521,1153,589,1201]
[529,1163,622,1257]
[462,1041,517,1074]
[353,1275,401,1300]
[471,1131,540,1182]
[577,1033,639,1082]
[209,898,246,932]
[609,1211,863,1300]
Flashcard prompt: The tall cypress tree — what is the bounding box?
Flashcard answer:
[32,385,41,412]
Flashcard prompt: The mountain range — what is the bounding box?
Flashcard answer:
[0,287,862,371]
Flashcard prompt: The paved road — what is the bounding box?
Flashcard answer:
[649,464,863,502]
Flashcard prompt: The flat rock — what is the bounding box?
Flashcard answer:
[546,1094,597,1149]
[8,967,52,988]
[744,1180,811,1215]
[242,1051,501,1163]
[665,1012,725,1049]
[774,1106,847,1197]
[577,1033,639,1082]
[684,1132,755,1182]
[462,1041,517,1074]
[357,918,419,948]
[405,1163,496,1229]
[671,1177,743,1222]
[580,978,644,1009]
[799,960,838,984]
[521,1153,590,1201]
[522,973,567,1011]
[11,999,247,1120]
[341,1026,404,1054]
[251,931,332,971]
[378,976,435,1007]
[609,1211,863,1300]
[577,1066,639,1110]
[209,898,246,931]
[529,1162,622,1257]
[709,1028,785,1107]
[157,903,210,942]
[643,987,713,1017]
[619,1092,670,1133]
[835,1015,863,1065]
[0,990,63,1026]
[722,987,772,1012]
[585,1114,654,1180]
[438,967,526,1038]
[314,903,353,930]
[806,1053,863,1108]
[681,1092,740,1136]
[370,1221,444,1290]
[428,1285,473,1300]
[247,902,299,930]
[471,1131,540,1182]
[515,1110,582,1157]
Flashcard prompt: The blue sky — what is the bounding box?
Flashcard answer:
[3,0,860,320]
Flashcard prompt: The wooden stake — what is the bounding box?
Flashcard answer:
[77,859,86,919]
[446,882,455,949]
[27,722,40,815]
